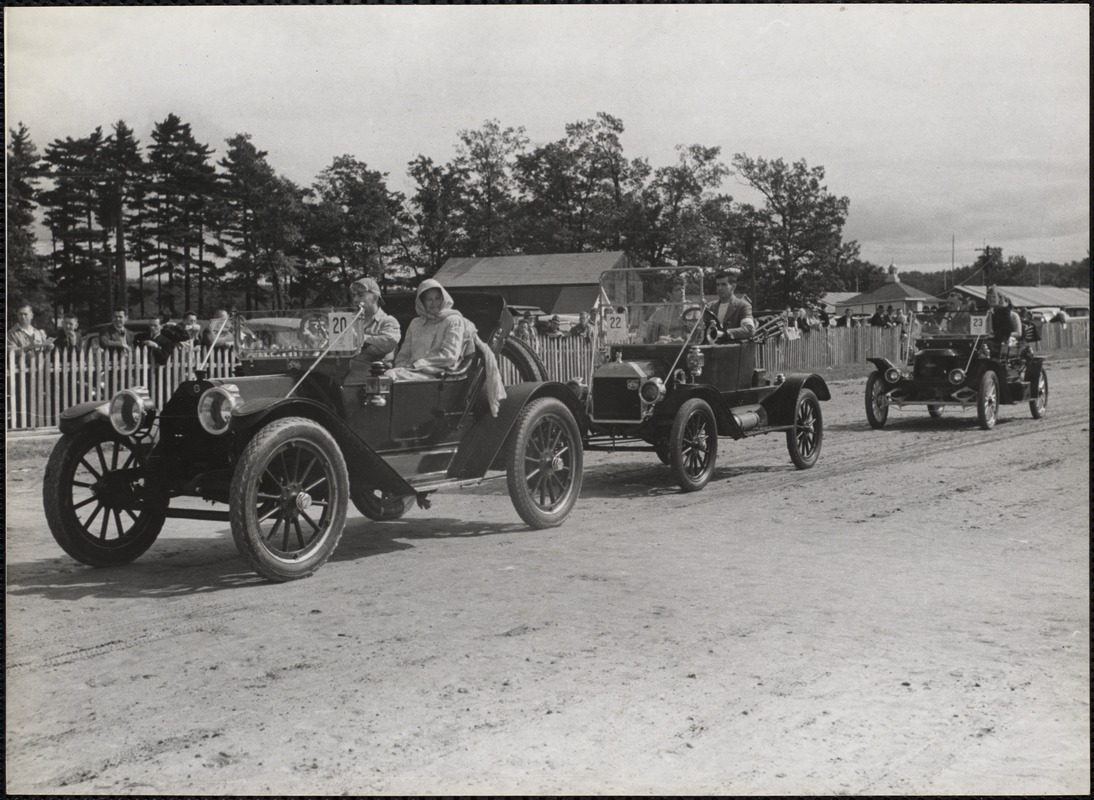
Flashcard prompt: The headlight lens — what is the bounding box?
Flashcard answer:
[109,387,154,435]
[885,368,901,383]
[948,368,966,385]
[639,378,666,404]
[197,384,241,435]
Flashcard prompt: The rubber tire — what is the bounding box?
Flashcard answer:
[230,417,349,582]
[500,336,548,383]
[669,398,718,492]
[786,388,823,470]
[352,489,414,521]
[976,370,999,430]
[1029,371,1048,419]
[865,372,889,429]
[506,397,583,529]
[654,444,671,465]
[43,423,168,567]
[927,405,944,418]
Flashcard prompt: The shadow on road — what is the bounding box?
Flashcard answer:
[6,517,530,600]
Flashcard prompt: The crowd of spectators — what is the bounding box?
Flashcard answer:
[5,305,212,364]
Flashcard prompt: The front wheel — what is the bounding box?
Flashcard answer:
[976,370,999,430]
[43,423,168,567]
[230,417,349,581]
[1029,371,1048,419]
[506,397,583,529]
[864,372,889,429]
[927,405,944,418]
[669,398,718,492]
[786,389,823,469]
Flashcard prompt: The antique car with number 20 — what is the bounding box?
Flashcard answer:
[864,310,1048,430]
[570,267,830,492]
[43,293,585,582]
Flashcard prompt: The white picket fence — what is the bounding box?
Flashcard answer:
[5,346,236,432]
[6,320,1086,433]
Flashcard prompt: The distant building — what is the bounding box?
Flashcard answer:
[838,265,940,314]
[434,252,629,314]
[947,285,1088,317]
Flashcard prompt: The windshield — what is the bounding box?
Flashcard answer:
[232,308,366,358]
[599,267,706,345]
[910,310,988,339]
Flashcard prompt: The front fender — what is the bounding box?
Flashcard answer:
[448,381,585,480]
[58,401,110,435]
[229,396,415,498]
[867,357,901,374]
[762,373,830,425]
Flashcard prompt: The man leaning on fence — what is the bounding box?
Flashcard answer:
[138,314,187,366]
[7,304,54,357]
[99,307,136,352]
[52,313,83,354]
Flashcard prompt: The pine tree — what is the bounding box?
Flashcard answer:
[5,123,51,316]
[146,114,219,314]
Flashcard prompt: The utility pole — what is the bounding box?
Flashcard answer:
[950,234,955,290]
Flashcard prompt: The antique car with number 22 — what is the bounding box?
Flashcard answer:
[43,293,585,582]
[569,267,830,492]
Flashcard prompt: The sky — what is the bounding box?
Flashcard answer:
[4,4,1089,274]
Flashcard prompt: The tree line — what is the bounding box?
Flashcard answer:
[6,112,1086,327]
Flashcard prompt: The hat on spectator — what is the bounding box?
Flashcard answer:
[351,277,383,304]
[718,265,741,280]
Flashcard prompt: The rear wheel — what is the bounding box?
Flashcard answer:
[43,423,167,567]
[506,397,583,529]
[786,389,823,469]
[669,398,718,492]
[230,417,348,581]
[927,405,944,418]
[352,489,414,521]
[976,371,999,430]
[499,336,548,384]
[864,372,889,429]
[1029,371,1048,419]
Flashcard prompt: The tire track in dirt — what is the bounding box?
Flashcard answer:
[6,601,247,671]
[567,409,1083,505]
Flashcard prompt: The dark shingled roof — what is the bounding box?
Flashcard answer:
[843,281,940,306]
[435,252,628,287]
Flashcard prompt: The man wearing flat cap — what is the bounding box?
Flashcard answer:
[348,277,401,373]
[706,267,756,340]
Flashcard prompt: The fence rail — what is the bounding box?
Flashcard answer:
[6,320,1087,433]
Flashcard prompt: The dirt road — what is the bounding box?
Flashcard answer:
[5,358,1089,795]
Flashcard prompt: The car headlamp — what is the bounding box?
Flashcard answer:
[197,384,241,435]
[948,368,966,385]
[885,368,901,383]
[109,387,155,436]
[639,377,666,404]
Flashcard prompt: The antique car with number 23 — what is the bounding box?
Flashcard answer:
[43,293,585,582]
[568,267,830,492]
[864,310,1048,430]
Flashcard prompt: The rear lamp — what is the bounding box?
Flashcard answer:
[639,377,666,404]
[197,384,241,435]
[948,368,966,385]
[884,368,901,383]
[109,387,155,436]
[686,346,705,377]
